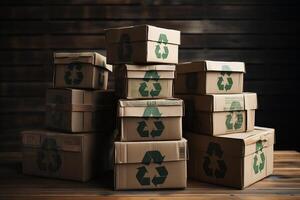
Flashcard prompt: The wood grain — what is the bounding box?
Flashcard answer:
[0,0,299,152]
[0,151,299,199]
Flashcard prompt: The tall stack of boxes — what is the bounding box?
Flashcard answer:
[175,61,275,189]
[106,25,188,190]
[22,52,115,181]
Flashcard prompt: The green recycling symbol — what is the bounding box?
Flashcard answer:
[203,142,227,178]
[64,62,84,85]
[253,141,265,174]
[217,65,233,91]
[37,138,62,173]
[225,101,243,130]
[139,70,162,97]
[143,106,162,117]
[136,151,168,186]
[226,112,243,130]
[137,118,165,138]
[49,110,63,128]
[155,33,169,59]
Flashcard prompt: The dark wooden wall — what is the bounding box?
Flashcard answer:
[0,0,299,153]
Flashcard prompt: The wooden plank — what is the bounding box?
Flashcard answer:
[0,67,49,81]
[0,82,50,97]
[1,34,299,49]
[0,49,298,65]
[1,20,300,34]
[0,112,44,130]
[0,97,45,113]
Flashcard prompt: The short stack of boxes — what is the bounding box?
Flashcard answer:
[22,52,115,181]
[106,25,188,190]
[175,61,275,189]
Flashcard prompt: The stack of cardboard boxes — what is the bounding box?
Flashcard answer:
[175,61,275,189]
[106,25,188,190]
[22,52,115,181]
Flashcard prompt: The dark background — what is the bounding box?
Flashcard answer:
[0,0,299,154]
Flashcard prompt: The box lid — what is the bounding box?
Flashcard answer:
[46,88,115,111]
[105,24,181,45]
[179,92,257,112]
[122,64,175,79]
[176,60,245,73]
[114,138,187,164]
[54,52,113,72]
[22,129,94,152]
[118,99,184,117]
[185,126,275,158]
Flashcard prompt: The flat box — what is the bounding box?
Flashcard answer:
[106,25,180,64]
[46,88,116,132]
[186,127,275,189]
[114,139,187,190]
[115,64,175,99]
[175,60,245,94]
[118,99,183,141]
[177,93,257,135]
[22,130,95,182]
[53,52,112,89]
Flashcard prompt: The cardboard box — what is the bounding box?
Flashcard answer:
[115,64,175,99]
[186,126,275,189]
[114,138,187,190]
[118,99,183,141]
[46,88,116,132]
[177,93,257,135]
[106,25,180,64]
[175,60,245,94]
[53,52,113,89]
[22,130,95,182]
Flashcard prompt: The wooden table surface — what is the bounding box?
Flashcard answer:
[0,151,299,200]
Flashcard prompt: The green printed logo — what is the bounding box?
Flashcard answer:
[37,138,62,173]
[139,70,161,97]
[137,119,165,138]
[155,33,169,59]
[203,142,227,178]
[225,112,243,130]
[64,62,84,85]
[143,106,162,117]
[217,65,233,91]
[118,34,132,61]
[253,141,265,174]
[136,151,168,186]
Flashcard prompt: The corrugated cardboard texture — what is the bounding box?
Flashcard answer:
[114,139,187,190]
[54,52,112,89]
[22,130,95,182]
[115,64,175,99]
[106,25,180,64]
[46,89,116,132]
[120,117,182,141]
[118,99,183,141]
[118,99,183,117]
[175,60,245,94]
[178,93,257,135]
[106,24,181,44]
[186,127,274,189]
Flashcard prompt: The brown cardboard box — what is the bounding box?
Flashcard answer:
[22,130,95,182]
[115,64,175,99]
[46,88,116,132]
[186,126,275,189]
[118,99,183,141]
[105,25,180,64]
[177,93,257,135]
[54,52,112,89]
[175,60,245,94]
[114,138,187,190]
